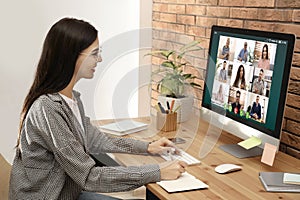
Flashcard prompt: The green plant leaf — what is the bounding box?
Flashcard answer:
[161,61,176,69]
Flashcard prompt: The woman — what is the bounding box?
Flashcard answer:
[258,44,270,70]
[9,18,187,200]
[233,65,246,89]
[215,84,224,103]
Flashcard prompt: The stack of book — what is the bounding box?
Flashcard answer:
[259,172,300,192]
[98,119,148,136]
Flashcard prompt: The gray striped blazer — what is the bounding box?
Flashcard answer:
[9,91,160,200]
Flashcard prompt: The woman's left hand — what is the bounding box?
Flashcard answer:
[147,137,180,155]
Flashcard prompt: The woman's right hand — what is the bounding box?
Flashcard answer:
[159,161,188,180]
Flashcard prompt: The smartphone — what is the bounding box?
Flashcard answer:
[169,137,186,144]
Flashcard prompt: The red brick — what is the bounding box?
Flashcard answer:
[219,0,244,6]
[206,28,212,37]
[194,57,209,70]
[177,0,195,4]
[194,88,203,100]
[293,10,300,22]
[292,53,300,66]
[196,16,217,27]
[207,6,230,17]
[288,80,300,95]
[153,21,168,30]
[274,24,300,37]
[258,9,293,22]
[160,31,176,41]
[286,120,300,136]
[152,12,160,21]
[286,93,300,108]
[295,39,300,52]
[177,15,195,25]
[196,0,218,5]
[186,5,206,15]
[217,18,243,28]
[244,0,275,7]
[168,4,185,14]
[284,106,300,122]
[231,8,258,20]
[160,13,177,23]
[167,23,185,34]
[290,67,300,80]
[175,34,195,45]
[281,131,300,149]
[244,21,275,32]
[151,89,159,100]
[276,0,300,8]
[186,26,206,37]
[159,0,177,3]
[152,39,168,50]
[153,3,168,12]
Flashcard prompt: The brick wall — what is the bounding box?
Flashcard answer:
[151,0,300,159]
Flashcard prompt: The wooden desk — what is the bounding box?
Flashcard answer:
[93,116,300,200]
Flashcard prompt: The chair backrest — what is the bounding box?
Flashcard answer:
[0,153,11,200]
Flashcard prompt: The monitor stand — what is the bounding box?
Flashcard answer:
[219,144,263,159]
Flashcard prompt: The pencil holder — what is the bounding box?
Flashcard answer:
[156,112,177,132]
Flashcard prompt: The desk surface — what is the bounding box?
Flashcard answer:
[93,115,300,200]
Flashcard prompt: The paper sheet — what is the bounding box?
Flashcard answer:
[261,143,277,166]
[238,136,262,150]
[157,172,208,193]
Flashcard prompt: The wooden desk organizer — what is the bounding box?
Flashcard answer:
[156,112,177,132]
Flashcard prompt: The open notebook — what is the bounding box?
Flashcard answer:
[98,120,148,136]
[157,172,208,193]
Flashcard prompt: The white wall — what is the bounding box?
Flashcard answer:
[0,0,151,163]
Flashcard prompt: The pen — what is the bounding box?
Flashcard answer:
[158,102,166,113]
[166,101,170,111]
[170,100,175,113]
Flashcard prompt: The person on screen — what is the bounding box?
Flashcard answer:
[219,60,227,82]
[233,65,246,89]
[219,38,230,60]
[238,42,248,62]
[9,18,187,200]
[215,84,224,103]
[252,69,265,95]
[250,96,262,120]
[231,90,241,114]
[258,44,270,70]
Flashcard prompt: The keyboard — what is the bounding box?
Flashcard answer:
[160,149,201,165]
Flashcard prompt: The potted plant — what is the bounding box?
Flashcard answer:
[146,40,202,122]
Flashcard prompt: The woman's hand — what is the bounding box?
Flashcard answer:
[159,161,188,180]
[147,137,179,155]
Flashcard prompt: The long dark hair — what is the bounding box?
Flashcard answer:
[261,44,269,59]
[233,65,246,89]
[17,18,98,147]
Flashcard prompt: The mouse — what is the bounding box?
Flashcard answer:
[215,164,242,174]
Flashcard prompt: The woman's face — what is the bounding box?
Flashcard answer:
[262,46,267,59]
[239,67,244,78]
[74,37,102,81]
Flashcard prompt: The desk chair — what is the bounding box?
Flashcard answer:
[0,153,11,200]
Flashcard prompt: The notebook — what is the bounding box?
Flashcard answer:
[283,173,300,185]
[98,120,148,136]
[157,172,208,193]
[259,172,300,192]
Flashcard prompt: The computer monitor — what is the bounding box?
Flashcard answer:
[201,25,295,158]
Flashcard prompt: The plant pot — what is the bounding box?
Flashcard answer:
[158,95,193,123]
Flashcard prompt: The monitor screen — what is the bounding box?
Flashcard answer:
[202,25,295,140]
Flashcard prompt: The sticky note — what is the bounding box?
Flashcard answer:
[238,136,262,150]
[261,143,277,166]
